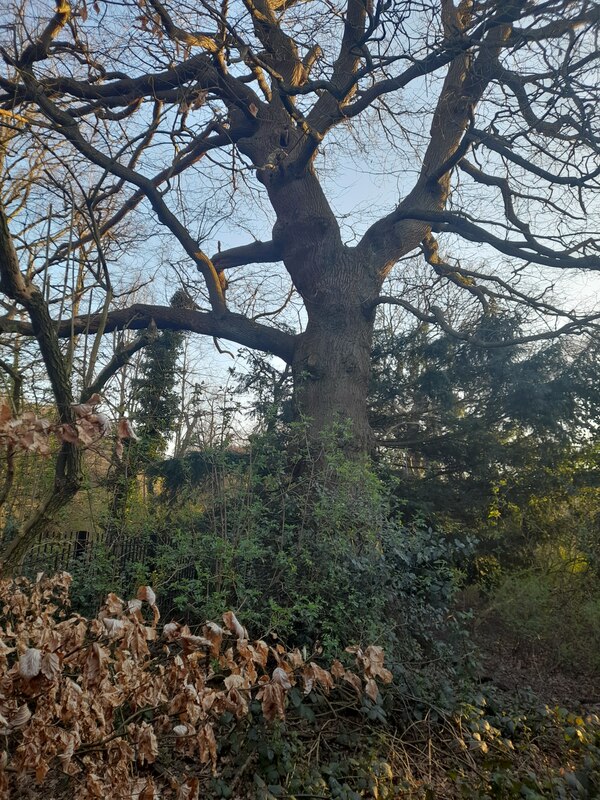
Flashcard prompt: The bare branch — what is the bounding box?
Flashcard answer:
[0,304,296,363]
[393,209,600,271]
[370,295,600,348]
[81,326,159,402]
[212,240,282,270]
[28,87,229,313]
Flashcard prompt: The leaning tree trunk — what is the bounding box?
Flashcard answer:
[0,200,83,575]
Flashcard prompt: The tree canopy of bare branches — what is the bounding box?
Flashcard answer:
[0,0,599,462]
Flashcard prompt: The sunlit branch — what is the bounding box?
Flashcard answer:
[212,240,283,270]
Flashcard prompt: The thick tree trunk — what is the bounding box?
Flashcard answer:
[259,170,384,457]
[282,231,380,457]
[292,308,374,456]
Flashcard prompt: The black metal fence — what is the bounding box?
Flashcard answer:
[22,527,198,618]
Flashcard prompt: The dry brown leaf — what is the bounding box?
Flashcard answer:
[9,704,31,730]
[103,618,125,637]
[56,732,78,775]
[74,419,99,445]
[180,634,212,654]
[222,610,247,640]
[226,687,249,719]
[307,662,333,692]
[343,670,363,695]
[59,679,84,723]
[84,642,107,686]
[203,622,223,656]
[127,599,144,625]
[363,645,393,683]
[40,651,61,681]
[19,648,42,680]
[249,639,269,668]
[129,778,157,800]
[272,666,292,690]
[105,593,124,615]
[85,772,106,797]
[123,622,150,661]
[331,659,345,679]
[257,682,286,721]
[198,722,217,771]
[117,418,138,441]
[58,424,79,444]
[35,759,50,784]
[177,777,200,800]
[137,585,156,606]
[135,722,159,765]
[365,677,379,702]
[224,673,250,691]
[286,648,304,668]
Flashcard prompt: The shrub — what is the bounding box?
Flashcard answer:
[78,432,477,708]
[0,573,391,800]
[489,556,600,673]
[5,575,600,799]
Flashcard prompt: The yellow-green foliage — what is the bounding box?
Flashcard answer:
[489,545,600,673]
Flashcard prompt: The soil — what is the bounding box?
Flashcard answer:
[473,615,600,709]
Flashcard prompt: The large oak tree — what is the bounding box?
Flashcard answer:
[0,0,599,464]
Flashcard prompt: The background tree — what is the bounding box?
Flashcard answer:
[370,312,600,522]
[0,170,156,570]
[132,296,188,465]
[103,290,189,545]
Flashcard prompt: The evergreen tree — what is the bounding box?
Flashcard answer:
[132,329,184,464]
[370,313,600,523]
[105,294,187,542]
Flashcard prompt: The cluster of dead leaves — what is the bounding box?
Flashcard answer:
[0,573,392,800]
[0,395,136,456]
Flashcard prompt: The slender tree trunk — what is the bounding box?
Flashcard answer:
[0,201,83,575]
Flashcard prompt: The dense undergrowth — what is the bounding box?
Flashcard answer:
[66,434,478,708]
[8,429,600,797]
[2,573,600,799]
